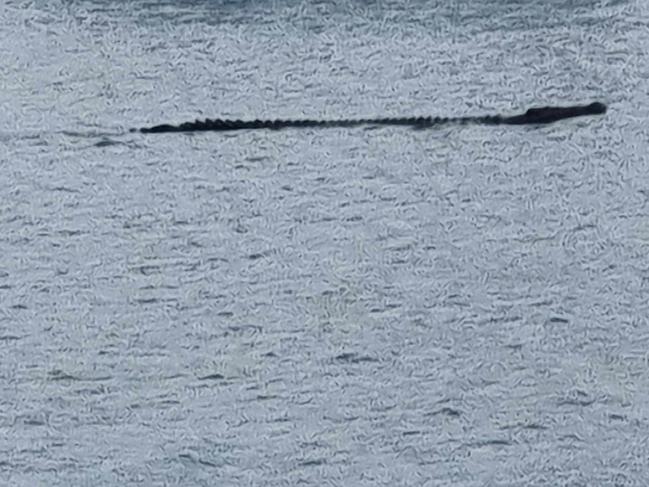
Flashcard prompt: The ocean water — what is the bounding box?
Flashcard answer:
[1,0,649,485]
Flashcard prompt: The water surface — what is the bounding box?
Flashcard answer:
[1,0,649,485]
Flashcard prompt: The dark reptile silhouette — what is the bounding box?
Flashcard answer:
[135,102,606,133]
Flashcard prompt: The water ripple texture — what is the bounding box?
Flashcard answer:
[1,0,648,486]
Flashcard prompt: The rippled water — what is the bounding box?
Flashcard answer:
[2,0,649,485]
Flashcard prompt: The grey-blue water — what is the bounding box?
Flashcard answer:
[1,0,648,485]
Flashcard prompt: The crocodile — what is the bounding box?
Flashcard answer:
[134,101,606,133]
